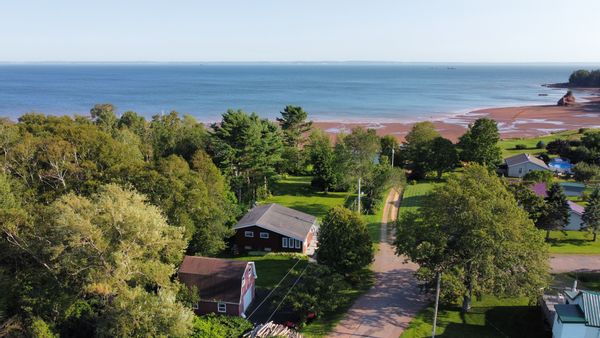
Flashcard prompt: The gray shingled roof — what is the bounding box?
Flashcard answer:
[234,204,316,241]
[504,153,549,170]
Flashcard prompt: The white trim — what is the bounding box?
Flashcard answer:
[295,239,301,249]
[282,237,288,248]
[217,302,227,313]
[192,302,199,310]
[234,224,311,242]
[260,232,269,239]
[244,231,254,238]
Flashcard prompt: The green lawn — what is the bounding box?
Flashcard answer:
[235,253,308,289]
[264,176,349,219]
[401,296,548,338]
[400,181,437,215]
[498,130,583,157]
[546,230,600,254]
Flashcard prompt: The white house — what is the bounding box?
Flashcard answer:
[552,288,600,338]
[504,153,550,178]
[565,201,585,231]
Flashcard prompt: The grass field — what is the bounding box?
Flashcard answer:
[400,181,437,215]
[546,230,600,254]
[498,130,583,157]
[235,253,308,289]
[401,296,548,338]
[264,176,349,219]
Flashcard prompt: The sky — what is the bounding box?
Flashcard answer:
[1,0,600,63]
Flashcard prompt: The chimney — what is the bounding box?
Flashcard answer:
[572,280,578,292]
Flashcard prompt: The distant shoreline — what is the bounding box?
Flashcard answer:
[313,95,600,142]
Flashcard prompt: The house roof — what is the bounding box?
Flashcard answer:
[531,182,548,198]
[568,201,585,216]
[561,290,600,327]
[234,203,317,241]
[555,304,587,323]
[178,256,255,304]
[504,153,549,170]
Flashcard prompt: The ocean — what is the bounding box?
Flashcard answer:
[0,63,593,122]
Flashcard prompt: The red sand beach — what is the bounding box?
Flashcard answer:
[314,96,600,142]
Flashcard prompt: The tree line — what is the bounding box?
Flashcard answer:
[569,69,600,87]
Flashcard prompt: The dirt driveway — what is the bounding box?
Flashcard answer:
[328,189,427,338]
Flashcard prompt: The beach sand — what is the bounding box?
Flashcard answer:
[313,96,600,142]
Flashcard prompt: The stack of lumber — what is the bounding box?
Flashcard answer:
[243,321,304,338]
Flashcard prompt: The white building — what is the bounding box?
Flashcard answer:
[552,288,600,338]
[565,201,585,231]
[505,153,550,178]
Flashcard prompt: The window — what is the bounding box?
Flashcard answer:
[192,302,199,310]
[242,278,245,288]
[244,231,254,238]
[295,239,301,249]
[260,232,269,239]
[217,302,226,313]
[264,247,272,252]
[282,237,288,248]
[244,245,252,250]
[518,168,523,174]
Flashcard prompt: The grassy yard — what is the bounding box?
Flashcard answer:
[235,253,308,289]
[401,296,548,338]
[400,181,437,215]
[553,272,600,291]
[498,130,583,157]
[264,176,349,219]
[546,230,600,254]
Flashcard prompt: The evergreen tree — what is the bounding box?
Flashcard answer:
[539,183,570,240]
[583,188,600,241]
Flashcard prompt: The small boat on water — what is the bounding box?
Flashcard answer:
[538,93,548,96]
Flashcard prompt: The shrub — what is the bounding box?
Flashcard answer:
[546,139,571,156]
[523,170,554,184]
[573,162,600,182]
[191,314,252,338]
[538,152,551,163]
[536,141,546,149]
[569,140,582,147]
[515,144,528,150]
[580,128,589,134]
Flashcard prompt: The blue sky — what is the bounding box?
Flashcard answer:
[1,0,599,62]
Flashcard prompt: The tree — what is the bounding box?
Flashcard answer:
[0,184,194,337]
[307,130,338,191]
[546,139,571,156]
[380,135,400,166]
[583,188,600,241]
[401,122,440,179]
[317,206,373,276]
[276,105,312,147]
[573,162,600,182]
[210,110,283,204]
[458,118,502,169]
[522,170,554,184]
[150,112,207,162]
[538,183,570,240]
[395,165,548,313]
[429,137,459,180]
[90,104,118,134]
[507,183,546,226]
[361,165,405,214]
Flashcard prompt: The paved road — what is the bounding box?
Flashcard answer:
[328,189,427,338]
[550,254,600,273]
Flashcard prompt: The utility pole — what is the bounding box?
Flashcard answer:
[357,177,361,214]
[391,147,395,167]
[432,272,441,338]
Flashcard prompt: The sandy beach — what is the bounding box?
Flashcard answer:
[314,94,600,142]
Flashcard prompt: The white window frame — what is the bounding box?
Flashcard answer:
[217,302,226,313]
[260,232,269,239]
[192,302,199,310]
[244,231,254,238]
[282,237,288,248]
[242,277,246,288]
[295,239,301,249]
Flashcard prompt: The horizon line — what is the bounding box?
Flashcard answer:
[0,60,599,65]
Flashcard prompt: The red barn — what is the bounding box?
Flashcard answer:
[178,256,257,316]
[233,204,318,255]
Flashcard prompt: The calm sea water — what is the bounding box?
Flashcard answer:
[0,64,592,122]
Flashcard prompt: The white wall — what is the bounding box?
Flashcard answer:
[564,212,583,231]
[507,162,548,178]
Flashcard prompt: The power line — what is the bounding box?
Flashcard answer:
[266,262,310,323]
[246,258,303,320]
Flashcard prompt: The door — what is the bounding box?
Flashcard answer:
[242,284,254,313]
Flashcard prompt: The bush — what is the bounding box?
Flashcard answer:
[536,141,546,149]
[569,140,582,147]
[538,152,551,163]
[191,314,252,338]
[523,170,554,184]
[573,162,600,182]
[515,144,528,150]
[546,139,571,156]
[580,128,589,134]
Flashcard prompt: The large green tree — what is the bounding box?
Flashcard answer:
[583,188,600,241]
[307,130,338,191]
[429,137,459,180]
[276,105,312,147]
[507,183,546,226]
[395,165,548,313]
[458,118,502,169]
[538,183,570,240]
[401,122,440,179]
[0,184,194,337]
[317,206,373,276]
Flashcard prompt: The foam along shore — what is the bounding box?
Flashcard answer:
[313,96,600,142]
